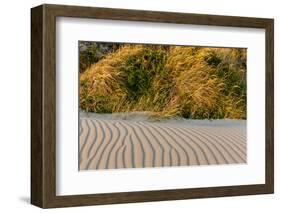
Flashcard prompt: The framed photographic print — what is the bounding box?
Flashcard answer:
[31,4,274,208]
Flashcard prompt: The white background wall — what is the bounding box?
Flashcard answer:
[0,0,279,212]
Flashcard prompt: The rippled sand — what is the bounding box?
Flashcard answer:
[79,113,246,170]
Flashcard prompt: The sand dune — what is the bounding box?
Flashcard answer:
[79,116,246,170]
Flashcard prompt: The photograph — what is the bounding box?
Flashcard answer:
[30,4,274,208]
[78,41,247,170]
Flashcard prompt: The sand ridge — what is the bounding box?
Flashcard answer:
[79,117,246,170]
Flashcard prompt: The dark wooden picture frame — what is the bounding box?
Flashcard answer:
[31,4,274,208]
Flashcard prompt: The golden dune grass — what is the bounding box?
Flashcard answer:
[80,45,246,119]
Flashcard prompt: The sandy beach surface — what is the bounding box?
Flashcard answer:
[79,113,246,170]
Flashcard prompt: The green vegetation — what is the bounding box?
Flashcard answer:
[80,43,246,119]
[79,42,120,73]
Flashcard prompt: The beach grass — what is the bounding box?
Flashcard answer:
[79,44,246,120]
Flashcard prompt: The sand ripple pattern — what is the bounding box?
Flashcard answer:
[79,118,246,170]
